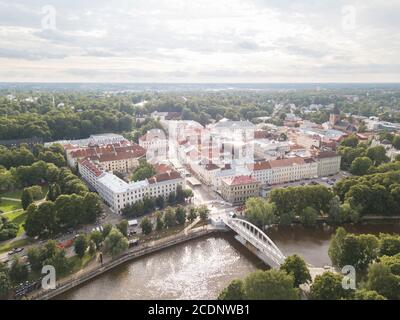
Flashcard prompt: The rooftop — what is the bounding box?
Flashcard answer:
[222,175,258,186]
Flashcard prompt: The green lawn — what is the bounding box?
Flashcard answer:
[0,199,22,214]
[0,238,33,255]
[68,252,96,275]
[1,185,48,201]
[3,210,27,236]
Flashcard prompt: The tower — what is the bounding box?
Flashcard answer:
[329,105,340,126]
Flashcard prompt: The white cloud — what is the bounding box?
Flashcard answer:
[0,0,399,82]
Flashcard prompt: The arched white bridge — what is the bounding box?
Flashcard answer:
[225,218,286,268]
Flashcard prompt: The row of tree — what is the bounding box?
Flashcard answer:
[329,228,400,299]
[141,205,209,235]
[121,185,193,218]
[0,143,66,170]
[219,253,390,300]
[24,193,102,238]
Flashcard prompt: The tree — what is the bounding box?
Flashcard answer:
[116,220,129,237]
[0,272,11,299]
[350,157,373,176]
[329,228,379,271]
[175,206,186,225]
[155,211,164,231]
[280,255,311,287]
[9,258,29,284]
[340,135,359,148]
[366,263,400,300]
[104,227,128,257]
[393,135,400,150]
[21,188,34,210]
[164,207,176,228]
[140,217,153,235]
[198,205,209,222]
[354,289,386,300]
[245,197,276,228]
[188,208,197,223]
[379,234,400,257]
[74,234,88,258]
[90,230,103,249]
[327,196,344,225]
[366,146,389,166]
[299,206,318,227]
[47,183,61,201]
[310,272,351,300]
[244,269,299,300]
[218,280,245,300]
[131,161,156,181]
[102,224,112,238]
[88,240,97,255]
[155,195,165,209]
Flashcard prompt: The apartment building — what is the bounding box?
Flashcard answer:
[79,158,184,214]
[67,141,145,172]
[315,151,341,176]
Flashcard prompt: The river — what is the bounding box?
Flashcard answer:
[57,224,400,300]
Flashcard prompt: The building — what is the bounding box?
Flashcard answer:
[79,158,184,214]
[66,141,146,172]
[220,175,260,205]
[248,161,272,185]
[138,129,168,150]
[315,151,341,176]
[268,157,318,185]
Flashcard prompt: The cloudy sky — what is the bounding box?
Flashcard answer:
[0,0,399,82]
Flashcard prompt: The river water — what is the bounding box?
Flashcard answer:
[57,224,400,300]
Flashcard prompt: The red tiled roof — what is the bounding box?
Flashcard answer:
[222,175,258,186]
[269,157,308,168]
[248,161,272,171]
[148,170,182,184]
[80,159,103,177]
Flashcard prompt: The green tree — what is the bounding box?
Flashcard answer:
[164,207,176,228]
[140,217,153,235]
[47,183,61,201]
[350,157,373,176]
[188,208,197,223]
[155,211,164,231]
[21,188,34,210]
[340,135,359,148]
[379,234,400,257]
[175,206,186,225]
[116,220,129,237]
[366,263,400,300]
[366,146,389,166]
[198,205,209,222]
[9,258,29,285]
[310,272,351,300]
[74,234,88,258]
[354,289,386,300]
[104,227,129,257]
[0,272,11,299]
[299,206,318,227]
[280,255,311,287]
[245,197,276,228]
[218,279,245,300]
[244,269,299,300]
[90,230,103,249]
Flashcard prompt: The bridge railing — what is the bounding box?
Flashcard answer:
[226,218,285,266]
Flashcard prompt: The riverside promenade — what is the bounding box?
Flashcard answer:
[28,226,224,300]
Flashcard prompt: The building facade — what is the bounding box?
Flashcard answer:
[220,175,260,205]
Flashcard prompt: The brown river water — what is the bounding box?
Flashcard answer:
[57,224,400,300]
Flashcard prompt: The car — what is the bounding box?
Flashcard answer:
[8,247,24,256]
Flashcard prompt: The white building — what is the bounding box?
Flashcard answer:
[79,158,184,214]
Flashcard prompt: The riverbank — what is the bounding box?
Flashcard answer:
[28,226,225,300]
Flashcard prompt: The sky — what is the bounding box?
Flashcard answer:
[0,0,399,83]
